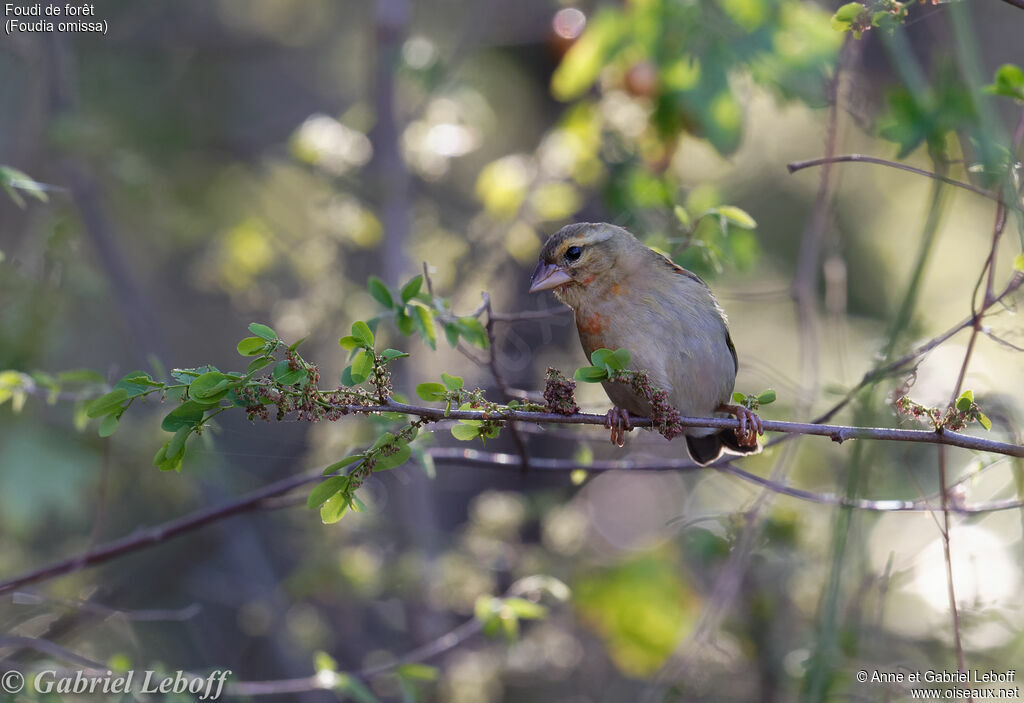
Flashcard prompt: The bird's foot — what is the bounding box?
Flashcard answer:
[717,403,764,447]
[605,406,632,447]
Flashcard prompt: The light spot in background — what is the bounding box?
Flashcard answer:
[505,221,541,265]
[470,490,527,539]
[552,8,587,40]
[542,502,589,556]
[291,114,372,176]
[583,471,688,552]
[403,35,438,69]
[910,525,1019,612]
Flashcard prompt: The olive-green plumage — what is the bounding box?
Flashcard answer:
[530,222,760,464]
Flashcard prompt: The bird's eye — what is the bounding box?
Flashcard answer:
[564,246,582,262]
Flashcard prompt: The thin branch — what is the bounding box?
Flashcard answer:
[788,154,999,201]
[0,636,106,670]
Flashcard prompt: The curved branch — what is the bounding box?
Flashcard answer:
[787,154,999,201]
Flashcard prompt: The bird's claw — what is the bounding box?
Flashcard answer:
[719,404,763,448]
[605,407,632,447]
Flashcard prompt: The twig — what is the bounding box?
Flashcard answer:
[0,636,106,670]
[787,154,999,201]
[482,293,532,473]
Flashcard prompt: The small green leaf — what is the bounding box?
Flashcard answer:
[1015,253,1024,272]
[441,373,464,391]
[248,322,277,341]
[308,476,350,509]
[673,205,692,230]
[451,424,480,441]
[166,425,191,458]
[396,664,438,682]
[98,413,120,437]
[381,348,409,361]
[590,348,613,367]
[411,303,437,349]
[367,276,395,309]
[574,366,607,383]
[395,308,415,336]
[984,64,1024,101]
[313,651,338,674]
[246,356,274,375]
[956,390,974,412]
[339,335,360,351]
[236,337,266,356]
[503,597,548,620]
[323,454,366,475]
[340,366,358,387]
[85,389,128,418]
[831,2,865,30]
[608,348,631,371]
[400,274,423,303]
[456,317,489,349]
[161,401,207,431]
[444,322,460,348]
[978,412,992,431]
[374,443,411,471]
[416,382,448,401]
[756,389,777,405]
[716,205,757,229]
[350,349,374,384]
[320,491,350,524]
[273,360,306,386]
[732,392,746,404]
[351,320,374,349]
[190,371,235,404]
[153,436,186,472]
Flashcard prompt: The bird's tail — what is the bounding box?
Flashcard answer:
[685,430,761,466]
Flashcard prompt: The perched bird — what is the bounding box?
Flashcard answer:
[529,222,762,465]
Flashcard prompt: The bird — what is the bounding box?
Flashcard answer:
[529,222,762,465]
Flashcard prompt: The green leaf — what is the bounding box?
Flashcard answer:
[978,412,992,431]
[351,320,374,349]
[313,651,338,674]
[715,206,757,229]
[590,349,613,367]
[98,413,120,438]
[395,308,415,336]
[161,401,207,431]
[673,205,692,230]
[320,491,350,524]
[503,597,548,620]
[416,382,448,402]
[1015,253,1024,272]
[441,373,464,391]
[190,371,236,404]
[339,335,360,351]
[166,425,191,458]
[335,674,380,703]
[0,166,48,208]
[451,424,480,441]
[411,304,437,349]
[756,389,777,405]
[456,317,489,349]
[85,389,128,418]
[444,322,460,348]
[574,366,608,383]
[350,349,374,384]
[153,436,186,472]
[236,336,267,356]
[380,348,409,362]
[608,348,631,371]
[248,322,277,341]
[395,664,438,682]
[831,2,865,30]
[367,276,395,309]
[400,274,423,303]
[273,360,306,386]
[340,366,358,387]
[984,64,1024,101]
[323,454,366,475]
[732,392,746,404]
[246,356,274,375]
[956,390,974,412]
[374,443,411,471]
[308,476,350,509]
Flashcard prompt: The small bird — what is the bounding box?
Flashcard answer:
[529,222,762,465]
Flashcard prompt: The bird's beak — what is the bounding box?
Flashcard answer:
[529,261,573,293]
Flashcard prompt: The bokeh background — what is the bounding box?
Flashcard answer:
[2,0,1024,701]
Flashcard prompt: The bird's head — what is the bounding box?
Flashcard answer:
[529,223,638,307]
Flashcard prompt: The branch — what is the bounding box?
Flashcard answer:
[787,154,1000,201]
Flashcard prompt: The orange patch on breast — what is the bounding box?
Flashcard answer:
[579,312,607,335]
[611,283,622,296]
